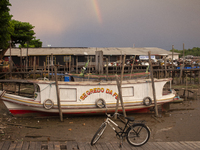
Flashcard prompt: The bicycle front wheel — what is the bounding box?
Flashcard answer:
[91,122,107,145]
[126,124,150,147]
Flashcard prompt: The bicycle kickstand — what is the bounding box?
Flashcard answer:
[119,137,123,148]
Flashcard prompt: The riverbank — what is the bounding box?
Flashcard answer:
[0,88,199,143]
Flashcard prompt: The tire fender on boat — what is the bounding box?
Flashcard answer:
[143,97,152,106]
[95,98,106,108]
[43,99,54,110]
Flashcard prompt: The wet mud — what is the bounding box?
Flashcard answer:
[0,89,200,143]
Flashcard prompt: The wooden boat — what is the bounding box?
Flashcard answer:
[0,78,175,116]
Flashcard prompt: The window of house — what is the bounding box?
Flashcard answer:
[64,56,71,62]
[46,56,56,65]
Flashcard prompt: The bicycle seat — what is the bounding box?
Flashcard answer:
[125,116,135,122]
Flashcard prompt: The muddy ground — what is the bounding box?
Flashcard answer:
[0,89,200,143]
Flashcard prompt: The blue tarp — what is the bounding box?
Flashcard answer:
[177,66,199,69]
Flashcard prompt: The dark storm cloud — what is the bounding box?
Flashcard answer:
[10,0,200,50]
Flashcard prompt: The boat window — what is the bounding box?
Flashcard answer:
[122,86,134,97]
[0,82,35,98]
[162,81,171,95]
[34,84,40,92]
[60,88,77,102]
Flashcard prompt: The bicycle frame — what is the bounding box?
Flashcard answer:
[105,116,129,138]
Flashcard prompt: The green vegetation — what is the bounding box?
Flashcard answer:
[0,0,13,59]
[170,47,200,57]
[11,20,42,48]
[0,1,42,60]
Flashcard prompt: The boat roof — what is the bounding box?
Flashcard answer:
[0,78,172,85]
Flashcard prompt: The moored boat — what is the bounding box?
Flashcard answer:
[0,78,175,116]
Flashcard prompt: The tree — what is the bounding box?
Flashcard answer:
[11,20,35,47]
[19,38,42,48]
[11,20,42,48]
[0,0,13,59]
[170,47,200,57]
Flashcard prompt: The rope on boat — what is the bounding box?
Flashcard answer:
[40,82,55,92]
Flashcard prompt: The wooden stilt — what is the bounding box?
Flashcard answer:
[54,66,63,122]
[115,55,126,117]
[115,75,126,117]
[130,57,135,79]
[148,51,159,117]
[106,58,108,81]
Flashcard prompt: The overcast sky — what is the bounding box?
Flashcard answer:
[9,0,200,50]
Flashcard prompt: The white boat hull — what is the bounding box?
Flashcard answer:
[0,78,175,116]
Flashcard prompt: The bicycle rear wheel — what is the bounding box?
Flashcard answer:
[126,124,150,147]
[91,122,107,145]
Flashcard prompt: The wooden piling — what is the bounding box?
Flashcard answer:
[198,71,200,85]
[33,56,36,79]
[148,51,159,117]
[130,57,135,79]
[54,66,63,122]
[172,45,174,69]
[115,55,126,117]
[20,48,22,72]
[179,64,183,84]
[76,56,78,74]
[115,75,126,117]
[185,74,188,101]
[51,53,54,80]
[106,58,108,81]
[164,56,167,78]
[120,54,126,84]
[48,56,50,80]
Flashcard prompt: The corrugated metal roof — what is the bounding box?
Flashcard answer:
[5,47,178,57]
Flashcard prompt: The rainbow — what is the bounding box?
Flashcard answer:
[92,0,102,24]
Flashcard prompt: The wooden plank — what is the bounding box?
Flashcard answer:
[105,142,115,150]
[158,142,174,150]
[84,143,92,150]
[149,142,162,150]
[179,141,194,150]
[66,141,78,150]
[191,141,200,148]
[35,142,42,150]
[169,142,186,149]
[21,141,29,150]
[48,141,54,150]
[184,141,200,149]
[88,143,97,150]
[54,142,61,150]
[139,142,152,150]
[153,142,168,150]
[95,143,103,150]
[121,142,132,150]
[110,141,121,150]
[0,142,5,149]
[28,141,36,150]
[165,142,181,150]
[8,142,17,150]
[167,142,187,149]
[15,141,23,150]
[77,142,86,150]
[144,142,160,150]
[2,141,11,150]
[99,142,109,150]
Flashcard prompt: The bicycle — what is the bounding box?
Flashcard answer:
[91,112,150,147]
